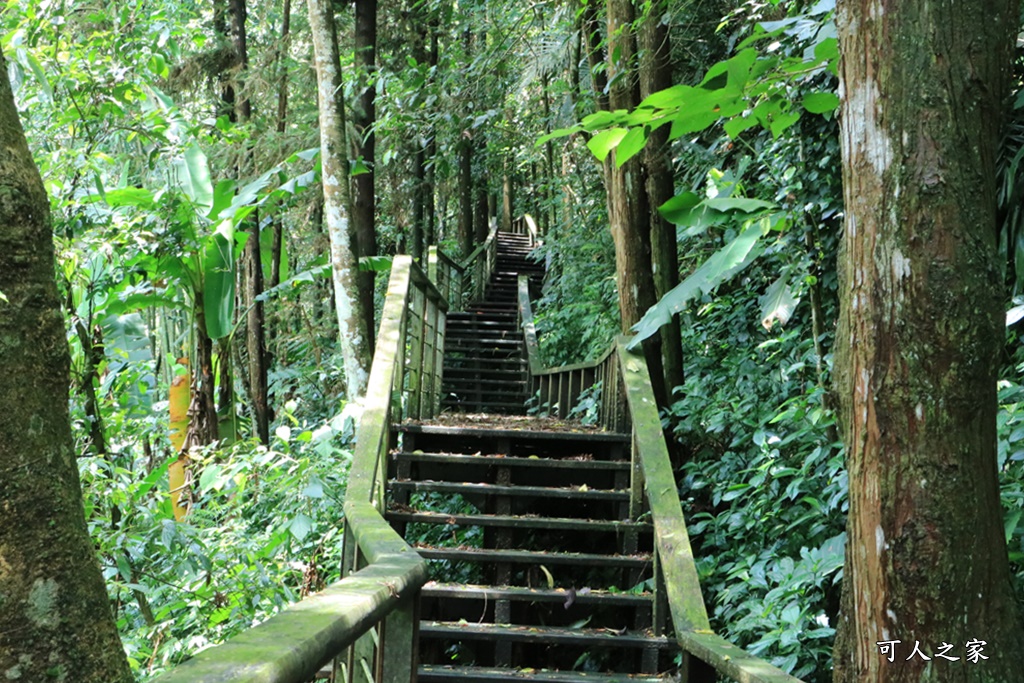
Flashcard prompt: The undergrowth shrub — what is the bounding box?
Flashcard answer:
[80,401,352,680]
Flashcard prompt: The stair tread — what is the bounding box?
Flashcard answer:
[419,665,669,682]
[422,582,652,605]
[390,480,629,501]
[392,452,630,470]
[396,423,630,442]
[420,621,672,648]
[414,546,651,567]
[386,510,650,532]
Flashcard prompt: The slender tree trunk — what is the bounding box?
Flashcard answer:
[832,0,1024,680]
[582,0,608,112]
[269,0,292,292]
[424,12,439,246]
[502,166,514,232]
[228,0,270,443]
[308,0,371,401]
[0,49,133,683]
[639,0,683,400]
[605,0,665,406]
[353,0,377,347]
[458,130,474,256]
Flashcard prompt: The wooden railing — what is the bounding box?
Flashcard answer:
[517,283,804,683]
[152,254,453,683]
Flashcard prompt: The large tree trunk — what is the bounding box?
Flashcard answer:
[639,1,684,401]
[833,0,1024,680]
[0,49,133,683]
[309,0,372,401]
[605,0,665,406]
[353,0,377,348]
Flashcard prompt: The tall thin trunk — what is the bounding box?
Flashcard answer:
[832,0,1024,679]
[269,0,292,291]
[639,0,683,401]
[353,0,377,347]
[229,0,269,443]
[582,0,608,112]
[308,0,371,401]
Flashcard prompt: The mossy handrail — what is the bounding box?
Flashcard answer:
[517,285,804,683]
[152,254,450,683]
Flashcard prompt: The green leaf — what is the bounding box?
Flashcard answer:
[802,92,840,114]
[724,115,759,139]
[586,128,628,162]
[759,274,802,330]
[350,158,371,176]
[22,50,52,102]
[116,554,133,583]
[200,220,239,340]
[208,179,236,221]
[615,127,648,167]
[770,110,801,138]
[289,513,314,542]
[537,126,580,147]
[359,255,393,272]
[174,143,214,215]
[628,218,771,348]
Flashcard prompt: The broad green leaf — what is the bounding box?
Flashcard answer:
[581,109,620,132]
[93,187,156,209]
[174,143,214,215]
[200,220,240,339]
[536,126,580,147]
[615,127,648,167]
[350,158,371,176]
[704,197,775,213]
[587,128,628,162]
[638,84,689,110]
[209,179,236,221]
[359,255,393,272]
[669,108,721,140]
[802,92,840,114]
[724,114,759,139]
[760,274,802,330]
[628,219,771,348]
[289,513,314,542]
[770,110,801,138]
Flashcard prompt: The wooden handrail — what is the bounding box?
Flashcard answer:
[516,284,805,683]
[152,255,451,683]
[458,220,499,303]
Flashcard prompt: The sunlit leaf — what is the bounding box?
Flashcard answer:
[802,92,840,114]
[586,128,628,162]
[615,127,648,167]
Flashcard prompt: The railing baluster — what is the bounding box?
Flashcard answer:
[378,598,418,683]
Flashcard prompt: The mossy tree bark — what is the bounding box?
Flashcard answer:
[309,0,371,401]
[0,49,133,683]
[833,0,1024,680]
[605,0,666,407]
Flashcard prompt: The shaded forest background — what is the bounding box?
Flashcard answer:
[5,0,1024,679]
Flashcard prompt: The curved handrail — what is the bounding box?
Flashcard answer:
[517,284,805,683]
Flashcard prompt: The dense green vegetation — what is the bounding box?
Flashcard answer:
[4,0,1024,680]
